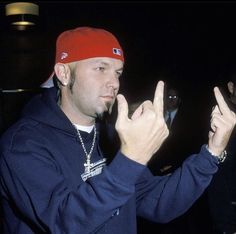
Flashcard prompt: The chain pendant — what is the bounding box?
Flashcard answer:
[84,157,92,173]
[74,124,97,174]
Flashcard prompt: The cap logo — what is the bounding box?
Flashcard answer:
[113,48,122,56]
[60,52,68,60]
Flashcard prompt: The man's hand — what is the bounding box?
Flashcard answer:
[115,81,169,165]
[208,87,236,156]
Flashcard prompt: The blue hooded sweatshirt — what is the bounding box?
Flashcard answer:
[0,87,219,234]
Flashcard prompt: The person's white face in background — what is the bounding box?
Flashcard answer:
[227,81,236,105]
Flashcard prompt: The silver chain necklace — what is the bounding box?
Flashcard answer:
[75,125,97,173]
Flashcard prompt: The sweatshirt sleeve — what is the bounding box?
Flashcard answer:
[135,144,219,223]
[0,140,146,234]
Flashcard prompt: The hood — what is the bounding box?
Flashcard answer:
[21,87,75,135]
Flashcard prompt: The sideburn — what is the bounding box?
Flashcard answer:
[69,69,76,93]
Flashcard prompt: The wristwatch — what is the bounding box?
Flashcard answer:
[206,145,227,163]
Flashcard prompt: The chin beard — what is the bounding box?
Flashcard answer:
[96,112,105,121]
[96,102,113,121]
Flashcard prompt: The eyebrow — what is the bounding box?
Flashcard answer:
[97,61,109,66]
[94,60,123,71]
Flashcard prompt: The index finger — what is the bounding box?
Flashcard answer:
[214,87,231,116]
[153,80,164,118]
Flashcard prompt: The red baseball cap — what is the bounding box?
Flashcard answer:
[41,26,124,88]
[56,26,124,63]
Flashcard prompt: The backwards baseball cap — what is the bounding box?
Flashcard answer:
[41,26,124,88]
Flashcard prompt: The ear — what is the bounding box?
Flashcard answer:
[54,63,70,86]
[227,81,234,94]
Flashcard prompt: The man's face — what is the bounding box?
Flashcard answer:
[63,57,123,123]
[165,89,180,111]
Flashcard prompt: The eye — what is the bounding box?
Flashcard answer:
[116,71,123,78]
[95,66,105,72]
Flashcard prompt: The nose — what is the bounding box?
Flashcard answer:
[107,72,120,91]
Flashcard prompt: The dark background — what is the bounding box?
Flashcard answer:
[1,1,236,131]
[0,1,236,233]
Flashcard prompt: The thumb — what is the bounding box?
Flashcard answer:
[116,94,128,126]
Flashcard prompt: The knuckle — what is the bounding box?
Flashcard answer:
[164,129,169,138]
[115,122,122,131]
[146,110,156,120]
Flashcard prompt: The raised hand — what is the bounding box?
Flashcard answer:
[208,87,236,156]
[115,81,169,165]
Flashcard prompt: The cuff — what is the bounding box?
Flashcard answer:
[108,151,146,185]
[205,145,227,163]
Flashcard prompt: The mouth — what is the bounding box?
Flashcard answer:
[100,95,115,102]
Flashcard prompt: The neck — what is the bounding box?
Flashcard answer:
[59,100,95,126]
[168,108,178,112]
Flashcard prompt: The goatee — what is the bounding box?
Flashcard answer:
[96,102,113,121]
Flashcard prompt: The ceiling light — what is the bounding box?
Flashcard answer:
[5,2,39,30]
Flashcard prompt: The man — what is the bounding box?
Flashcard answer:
[0,26,235,234]
[164,87,181,129]
[227,78,236,106]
